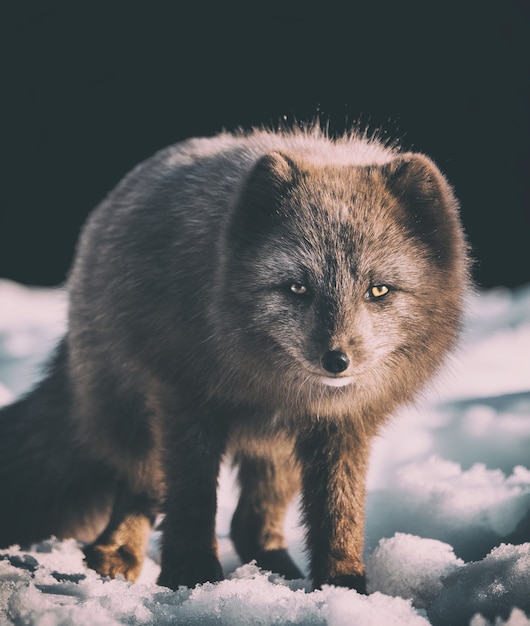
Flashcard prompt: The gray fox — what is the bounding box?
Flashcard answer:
[0,125,470,591]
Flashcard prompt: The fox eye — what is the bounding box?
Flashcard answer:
[368,284,390,299]
[290,282,309,296]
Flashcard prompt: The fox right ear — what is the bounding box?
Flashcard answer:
[243,151,299,203]
[231,151,300,236]
[254,151,297,181]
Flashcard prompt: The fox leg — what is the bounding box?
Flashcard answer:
[295,421,371,593]
[231,440,302,579]
[157,403,227,590]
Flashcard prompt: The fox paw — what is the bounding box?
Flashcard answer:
[83,513,151,583]
[83,541,144,582]
[255,549,303,580]
[321,573,367,594]
[158,552,224,590]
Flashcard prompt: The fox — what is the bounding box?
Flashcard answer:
[0,125,470,592]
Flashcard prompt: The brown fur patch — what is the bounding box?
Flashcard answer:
[83,514,151,582]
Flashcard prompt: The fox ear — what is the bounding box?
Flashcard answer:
[383,153,464,268]
[383,152,456,209]
[251,151,298,186]
[241,151,298,205]
[231,151,300,237]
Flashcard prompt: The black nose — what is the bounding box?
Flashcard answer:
[321,350,350,374]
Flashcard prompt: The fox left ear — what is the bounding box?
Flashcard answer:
[383,152,457,211]
[383,153,466,269]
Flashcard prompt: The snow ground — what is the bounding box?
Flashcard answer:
[0,278,529,625]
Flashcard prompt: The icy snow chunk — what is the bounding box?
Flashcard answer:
[366,533,464,608]
[471,608,530,626]
[428,543,530,626]
[158,566,323,625]
[321,586,429,626]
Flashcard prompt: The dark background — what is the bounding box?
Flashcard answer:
[1,2,529,289]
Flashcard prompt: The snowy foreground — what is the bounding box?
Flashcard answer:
[0,278,529,626]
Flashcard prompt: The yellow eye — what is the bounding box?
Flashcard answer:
[370,285,390,299]
[290,283,308,295]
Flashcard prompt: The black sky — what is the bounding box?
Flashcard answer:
[1,2,529,288]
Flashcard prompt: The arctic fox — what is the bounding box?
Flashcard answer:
[0,125,469,592]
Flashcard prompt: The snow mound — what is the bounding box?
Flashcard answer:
[366,533,464,608]
[428,543,530,626]
[0,540,427,626]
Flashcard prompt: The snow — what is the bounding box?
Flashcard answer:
[0,278,529,625]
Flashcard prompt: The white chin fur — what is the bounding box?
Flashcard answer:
[320,376,354,388]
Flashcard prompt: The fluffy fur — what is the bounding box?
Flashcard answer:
[0,125,470,591]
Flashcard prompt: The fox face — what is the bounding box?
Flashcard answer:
[213,150,468,416]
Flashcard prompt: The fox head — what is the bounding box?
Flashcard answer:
[212,148,470,419]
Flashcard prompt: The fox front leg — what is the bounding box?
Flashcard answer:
[230,439,302,580]
[296,421,371,593]
[157,405,226,590]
